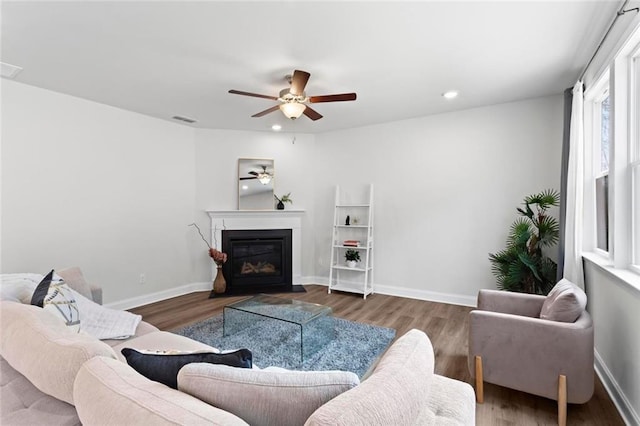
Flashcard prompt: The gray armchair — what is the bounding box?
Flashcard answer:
[468,289,594,426]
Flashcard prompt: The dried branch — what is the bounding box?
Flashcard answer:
[213,219,227,248]
[188,223,212,250]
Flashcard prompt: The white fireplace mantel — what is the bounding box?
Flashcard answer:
[206,210,306,284]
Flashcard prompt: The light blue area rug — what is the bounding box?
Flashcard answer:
[174,314,395,378]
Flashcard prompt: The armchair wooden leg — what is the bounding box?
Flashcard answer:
[558,374,567,426]
[475,355,484,403]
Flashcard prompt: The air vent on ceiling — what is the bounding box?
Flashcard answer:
[172,115,197,124]
[1,62,23,79]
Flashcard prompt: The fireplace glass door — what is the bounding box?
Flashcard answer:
[222,229,292,294]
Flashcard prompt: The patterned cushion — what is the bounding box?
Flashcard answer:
[31,270,80,332]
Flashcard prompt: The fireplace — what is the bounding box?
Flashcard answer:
[221,229,293,295]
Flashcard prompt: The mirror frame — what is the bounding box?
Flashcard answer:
[237,158,275,210]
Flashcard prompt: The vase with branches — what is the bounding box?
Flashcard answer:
[189,223,227,294]
[488,189,560,295]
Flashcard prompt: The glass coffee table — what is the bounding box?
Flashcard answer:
[223,294,334,362]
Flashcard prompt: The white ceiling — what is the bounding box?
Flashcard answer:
[1,1,619,134]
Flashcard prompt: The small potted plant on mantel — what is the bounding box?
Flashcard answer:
[345,249,361,268]
[274,193,293,210]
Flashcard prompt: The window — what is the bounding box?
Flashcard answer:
[594,92,610,252]
[584,25,640,277]
[632,54,640,270]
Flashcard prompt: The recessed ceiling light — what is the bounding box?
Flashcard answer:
[271,124,282,131]
[242,185,249,190]
[442,90,459,100]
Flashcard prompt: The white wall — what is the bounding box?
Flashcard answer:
[583,260,640,424]
[192,129,317,283]
[1,80,563,307]
[313,95,564,304]
[1,80,198,303]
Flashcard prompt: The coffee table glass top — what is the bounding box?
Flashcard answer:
[225,294,332,325]
[223,294,334,362]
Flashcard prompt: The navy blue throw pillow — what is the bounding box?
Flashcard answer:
[120,348,253,389]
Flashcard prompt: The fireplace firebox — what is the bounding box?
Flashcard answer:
[221,229,293,295]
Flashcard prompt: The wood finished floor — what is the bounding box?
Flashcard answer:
[130,285,624,426]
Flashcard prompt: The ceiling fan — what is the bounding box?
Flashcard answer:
[240,165,273,185]
[229,69,357,121]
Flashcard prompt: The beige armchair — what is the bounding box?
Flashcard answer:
[468,288,594,426]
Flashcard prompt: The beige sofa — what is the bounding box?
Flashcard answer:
[1,270,476,425]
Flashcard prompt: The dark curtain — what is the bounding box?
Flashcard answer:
[557,87,573,281]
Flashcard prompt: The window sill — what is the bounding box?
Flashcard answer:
[582,252,640,294]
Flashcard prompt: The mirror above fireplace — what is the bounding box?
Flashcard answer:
[238,158,274,210]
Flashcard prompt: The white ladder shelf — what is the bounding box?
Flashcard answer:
[328,184,374,299]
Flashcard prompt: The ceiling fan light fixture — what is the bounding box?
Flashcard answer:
[258,174,272,185]
[279,102,306,120]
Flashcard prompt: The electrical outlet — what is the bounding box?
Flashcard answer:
[139,273,146,285]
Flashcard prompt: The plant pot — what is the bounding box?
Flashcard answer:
[346,260,357,268]
[276,201,285,210]
[213,266,226,294]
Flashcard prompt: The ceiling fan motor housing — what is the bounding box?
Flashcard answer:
[278,88,306,103]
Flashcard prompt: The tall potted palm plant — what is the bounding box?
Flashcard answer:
[489,189,560,295]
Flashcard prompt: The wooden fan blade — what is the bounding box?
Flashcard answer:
[248,171,259,176]
[290,70,310,96]
[309,93,357,103]
[229,90,278,101]
[240,176,257,180]
[303,105,323,121]
[251,105,281,118]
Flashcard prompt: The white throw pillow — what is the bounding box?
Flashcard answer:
[177,363,359,426]
[540,278,587,322]
[0,273,43,303]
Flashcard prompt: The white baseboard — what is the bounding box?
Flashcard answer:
[107,277,475,310]
[594,350,640,426]
[105,282,211,311]
[304,276,476,307]
[374,283,476,307]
